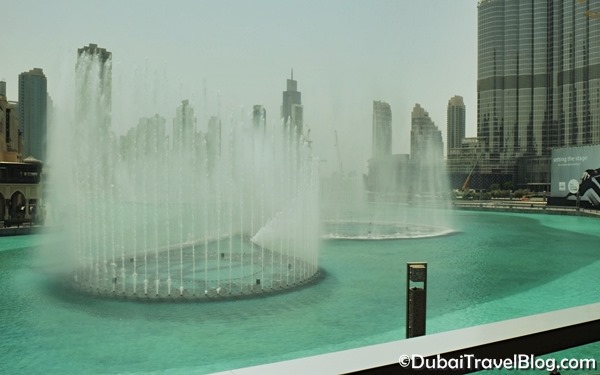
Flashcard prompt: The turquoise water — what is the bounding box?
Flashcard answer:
[0,210,598,374]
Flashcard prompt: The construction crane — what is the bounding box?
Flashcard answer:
[461,147,483,192]
[334,130,344,175]
[461,159,478,192]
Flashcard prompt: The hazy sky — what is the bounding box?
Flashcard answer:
[3,0,477,174]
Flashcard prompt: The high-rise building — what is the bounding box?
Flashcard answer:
[291,103,303,137]
[411,104,443,162]
[447,95,465,156]
[281,71,303,136]
[172,100,196,150]
[0,93,8,154]
[372,100,392,159]
[0,81,6,97]
[18,68,47,160]
[253,105,266,130]
[5,101,21,156]
[206,116,221,172]
[0,98,25,156]
[121,114,167,160]
[478,0,600,186]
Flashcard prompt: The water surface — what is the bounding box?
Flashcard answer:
[0,210,598,374]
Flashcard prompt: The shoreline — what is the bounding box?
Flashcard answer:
[452,199,600,219]
[0,225,43,237]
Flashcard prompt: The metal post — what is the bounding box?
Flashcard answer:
[406,262,427,338]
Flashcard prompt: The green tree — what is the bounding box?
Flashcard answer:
[502,181,514,191]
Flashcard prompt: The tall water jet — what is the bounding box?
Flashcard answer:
[48,44,321,300]
[322,102,454,240]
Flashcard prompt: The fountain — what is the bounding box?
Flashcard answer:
[321,154,454,240]
[5,47,598,374]
[47,46,321,300]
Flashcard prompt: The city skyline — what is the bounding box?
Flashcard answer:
[2,1,477,174]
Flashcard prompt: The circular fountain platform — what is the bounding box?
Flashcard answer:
[67,235,321,301]
[322,220,455,240]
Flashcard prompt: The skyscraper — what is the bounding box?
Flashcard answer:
[447,95,465,156]
[0,91,8,154]
[172,100,196,150]
[253,105,266,131]
[281,71,303,136]
[478,0,600,185]
[372,100,392,159]
[206,116,221,172]
[0,84,21,156]
[18,68,47,160]
[411,104,443,163]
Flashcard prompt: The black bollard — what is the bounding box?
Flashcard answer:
[406,262,427,338]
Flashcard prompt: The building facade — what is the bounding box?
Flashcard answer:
[410,103,443,163]
[0,86,43,223]
[207,116,221,172]
[281,71,303,136]
[172,99,196,150]
[18,68,47,161]
[447,95,465,156]
[0,96,21,160]
[478,0,600,188]
[253,105,266,131]
[372,101,392,159]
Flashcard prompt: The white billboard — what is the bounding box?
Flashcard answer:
[551,144,600,205]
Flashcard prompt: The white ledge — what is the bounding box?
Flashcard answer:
[213,302,600,375]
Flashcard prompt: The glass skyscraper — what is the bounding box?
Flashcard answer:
[281,71,303,137]
[478,0,600,185]
[411,103,443,163]
[18,68,47,161]
[447,95,466,156]
[372,100,392,159]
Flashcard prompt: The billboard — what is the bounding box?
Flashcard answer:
[551,144,600,205]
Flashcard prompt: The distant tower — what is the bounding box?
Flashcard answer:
[141,114,166,154]
[18,68,47,161]
[253,105,266,131]
[5,101,20,156]
[281,70,303,136]
[206,116,221,172]
[172,99,196,150]
[0,91,7,154]
[411,104,443,162]
[372,101,392,159]
[0,86,20,157]
[447,95,465,156]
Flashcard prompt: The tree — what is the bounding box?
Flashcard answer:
[502,181,514,191]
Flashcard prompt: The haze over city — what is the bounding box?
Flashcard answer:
[3,0,477,174]
[2,1,600,373]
